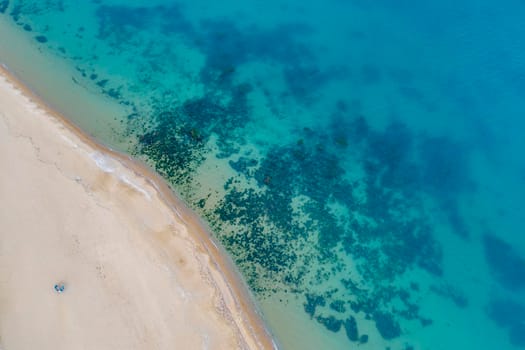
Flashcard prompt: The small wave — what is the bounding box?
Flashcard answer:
[119,174,151,200]
[90,152,115,173]
[60,134,78,148]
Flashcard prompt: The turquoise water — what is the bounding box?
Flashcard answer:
[1,1,525,349]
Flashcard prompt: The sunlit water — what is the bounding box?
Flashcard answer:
[1,1,524,349]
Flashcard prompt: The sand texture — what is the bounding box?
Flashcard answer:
[0,69,273,350]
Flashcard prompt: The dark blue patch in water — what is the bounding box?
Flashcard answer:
[283,64,346,104]
[429,283,468,308]
[373,311,401,340]
[0,1,9,14]
[418,135,473,238]
[483,234,525,291]
[344,316,359,341]
[35,35,47,43]
[487,297,525,348]
[94,2,342,111]
[198,20,313,68]
[96,4,192,46]
[419,135,472,195]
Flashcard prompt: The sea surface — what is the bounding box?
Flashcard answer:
[1,1,525,349]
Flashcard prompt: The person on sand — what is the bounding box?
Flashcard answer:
[54,283,65,293]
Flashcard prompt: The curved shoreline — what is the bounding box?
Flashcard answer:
[0,63,277,349]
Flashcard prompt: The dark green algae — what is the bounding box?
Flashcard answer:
[131,93,452,344]
[86,37,458,350]
[0,1,9,14]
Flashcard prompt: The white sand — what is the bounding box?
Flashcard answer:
[0,69,274,349]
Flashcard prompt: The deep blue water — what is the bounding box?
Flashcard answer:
[1,1,525,349]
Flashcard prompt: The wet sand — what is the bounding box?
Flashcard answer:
[0,66,275,350]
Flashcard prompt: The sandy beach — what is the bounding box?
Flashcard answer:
[0,67,274,349]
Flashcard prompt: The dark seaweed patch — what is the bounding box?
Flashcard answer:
[95,4,193,48]
[304,294,326,318]
[194,20,340,106]
[197,20,313,69]
[365,121,419,191]
[105,87,121,100]
[95,4,332,105]
[483,233,525,291]
[96,5,153,40]
[329,300,346,313]
[419,135,471,193]
[96,79,108,88]
[35,35,48,43]
[315,315,342,332]
[374,312,401,340]
[209,116,444,341]
[344,316,359,341]
[418,135,473,237]
[9,0,65,23]
[135,108,205,185]
[134,81,252,186]
[8,2,20,22]
[430,283,468,308]
[283,64,344,104]
[0,1,8,14]
[228,157,258,176]
[487,297,525,347]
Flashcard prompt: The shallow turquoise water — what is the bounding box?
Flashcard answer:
[1,1,525,349]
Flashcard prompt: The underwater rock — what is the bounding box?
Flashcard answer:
[96,79,109,88]
[0,1,8,14]
[420,317,433,327]
[374,312,401,340]
[228,157,258,175]
[509,323,525,347]
[35,35,48,43]
[483,233,525,291]
[315,315,342,333]
[303,293,326,318]
[487,297,525,347]
[344,316,358,341]
[329,300,346,313]
[430,283,468,308]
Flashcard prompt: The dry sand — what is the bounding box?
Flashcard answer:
[0,67,275,350]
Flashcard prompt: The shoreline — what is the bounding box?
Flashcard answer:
[0,64,276,349]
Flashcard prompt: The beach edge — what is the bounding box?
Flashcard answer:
[0,63,277,350]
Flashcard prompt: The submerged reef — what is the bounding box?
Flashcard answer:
[373,312,401,340]
[487,297,525,348]
[133,92,469,342]
[483,233,525,291]
[344,316,359,341]
[122,31,461,345]
[430,283,468,308]
[0,1,9,14]
[35,35,47,43]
